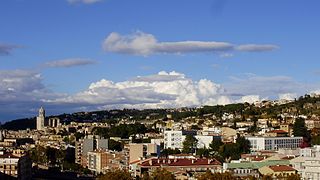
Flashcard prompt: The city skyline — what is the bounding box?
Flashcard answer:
[1,0,320,121]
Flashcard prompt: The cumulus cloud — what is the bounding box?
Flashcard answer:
[0,43,20,55]
[237,95,260,104]
[50,71,232,109]
[67,0,103,4]
[102,31,278,56]
[44,58,96,68]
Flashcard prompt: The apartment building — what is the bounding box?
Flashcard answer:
[129,143,160,163]
[246,136,303,151]
[75,136,108,166]
[291,146,320,179]
[87,150,128,174]
[0,150,32,180]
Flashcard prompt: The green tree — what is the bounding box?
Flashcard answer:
[209,138,223,152]
[293,118,308,137]
[182,134,198,154]
[98,169,133,180]
[108,139,123,151]
[196,147,210,158]
[161,148,181,157]
[236,136,251,154]
[150,168,175,180]
[197,171,236,180]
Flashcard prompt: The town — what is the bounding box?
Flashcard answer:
[1,94,320,179]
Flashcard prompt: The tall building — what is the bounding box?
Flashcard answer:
[36,107,45,131]
[75,136,108,166]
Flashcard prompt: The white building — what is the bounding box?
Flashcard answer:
[36,107,45,131]
[246,136,303,151]
[164,130,219,150]
[291,146,320,180]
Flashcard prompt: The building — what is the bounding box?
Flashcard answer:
[0,150,32,180]
[36,107,45,131]
[129,143,160,163]
[87,150,128,174]
[290,146,320,179]
[75,136,108,166]
[164,130,218,150]
[48,117,61,128]
[258,165,296,178]
[246,136,303,151]
[223,159,290,179]
[134,157,222,179]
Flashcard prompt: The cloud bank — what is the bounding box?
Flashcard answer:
[1,70,319,121]
[102,31,278,56]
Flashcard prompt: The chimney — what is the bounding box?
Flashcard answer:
[191,159,194,164]
[157,159,160,163]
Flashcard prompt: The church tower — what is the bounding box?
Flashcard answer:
[36,107,45,130]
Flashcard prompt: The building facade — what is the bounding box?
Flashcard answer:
[291,146,320,179]
[36,107,45,131]
[246,136,303,151]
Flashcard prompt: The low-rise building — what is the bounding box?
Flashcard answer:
[258,165,296,178]
[0,150,32,180]
[246,136,303,151]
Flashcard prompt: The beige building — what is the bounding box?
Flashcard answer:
[259,165,296,178]
[87,150,128,174]
[129,143,160,163]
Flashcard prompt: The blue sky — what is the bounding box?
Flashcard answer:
[0,0,320,121]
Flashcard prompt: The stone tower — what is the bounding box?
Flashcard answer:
[36,107,45,130]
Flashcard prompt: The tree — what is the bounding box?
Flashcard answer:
[196,147,210,158]
[293,118,311,146]
[293,118,308,137]
[197,171,236,180]
[108,139,123,151]
[182,134,198,154]
[209,138,223,152]
[236,136,251,154]
[98,169,133,180]
[150,168,175,180]
[161,148,181,157]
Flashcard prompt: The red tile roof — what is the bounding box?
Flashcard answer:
[269,165,296,172]
[267,130,287,134]
[139,158,221,167]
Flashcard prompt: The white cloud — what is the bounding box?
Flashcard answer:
[102,31,278,56]
[44,58,96,68]
[51,71,232,109]
[278,93,297,100]
[67,0,103,4]
[237,95,260,104]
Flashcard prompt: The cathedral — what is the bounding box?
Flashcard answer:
[36,107,45,131]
